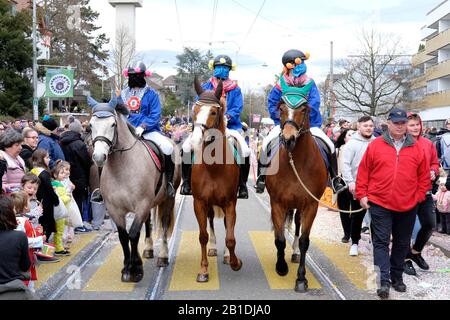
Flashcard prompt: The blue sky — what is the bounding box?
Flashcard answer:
[91,0,442,90]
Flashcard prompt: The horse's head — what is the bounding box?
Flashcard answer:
[89,96,118,167]
[191,77,226,150]
[279,96,310,152]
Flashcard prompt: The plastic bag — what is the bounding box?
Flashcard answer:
[53,199,68,220]
[66,198,83,228]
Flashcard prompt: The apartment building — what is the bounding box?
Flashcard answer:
[411,0,450,128]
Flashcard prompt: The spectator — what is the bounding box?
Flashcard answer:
[434,177,450,234]
[30,149,60,241]
[60,117,92,228]
[0,129,26,194]
[339,119,350,130]
[12,120,22,133]
[438,119,450,173]
[20,128,39,171]
[34,116,65,169]
[340,116,376,256]
[0,195,35,300]
[356,108,429,299]
[403,113,439,276]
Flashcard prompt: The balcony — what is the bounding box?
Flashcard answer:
[426,89,450,107]
[411,74,427,90]
[426,28,450,55]
[412,51,434,66]
[426,59,450,80]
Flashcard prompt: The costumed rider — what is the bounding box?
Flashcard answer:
[254,49,346,194]
[92,62,175,202]
[180,54,251,199]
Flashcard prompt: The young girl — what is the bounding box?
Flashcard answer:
[30,149,60,246]
[50,162,71,256]
[10,191,44,292]
[21,174,43,230]
[434,177,450,234]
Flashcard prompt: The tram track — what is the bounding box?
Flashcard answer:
[249,188,348,300]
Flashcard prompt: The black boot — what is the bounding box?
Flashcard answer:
[237,157,250,199]
[164,154,175,198]
[254,158,266,194]
[180,151,192,195]
[328,152,347,194]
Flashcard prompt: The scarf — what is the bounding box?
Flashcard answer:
[210,77,238,94]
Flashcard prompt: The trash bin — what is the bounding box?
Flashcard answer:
[91,202,107,230]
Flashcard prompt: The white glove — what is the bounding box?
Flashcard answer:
[135,126,144,137]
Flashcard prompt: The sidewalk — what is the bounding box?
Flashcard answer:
[429,232,450,258]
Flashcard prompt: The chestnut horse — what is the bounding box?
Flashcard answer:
[265,96,328,293]
[190,78,242,282]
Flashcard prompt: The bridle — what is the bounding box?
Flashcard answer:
[92,111,139,155]
[193,101,223,132]
[280,105,310,140]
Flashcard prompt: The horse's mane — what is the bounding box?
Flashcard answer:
[115,103,138,137]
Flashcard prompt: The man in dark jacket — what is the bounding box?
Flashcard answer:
[60,117,92,220]
[20,128,39,170]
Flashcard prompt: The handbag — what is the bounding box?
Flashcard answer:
[53,199,68,220]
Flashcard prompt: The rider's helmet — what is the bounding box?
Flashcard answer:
[281,49,310,70]
[208,54,237,71]
[122,61,152,78]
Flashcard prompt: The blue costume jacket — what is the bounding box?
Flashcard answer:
[268,80,322,128]
[119,87,161,133]
[201,80,244,130]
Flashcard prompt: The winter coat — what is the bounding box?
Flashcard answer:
[201,78,244,130]
[60,131,92,192]
[34,123,65,169]
[30,167,59,235]
[356,132,430,212]
[268,79,321,128]
[0,151,25,194]
[19,144,34,171]
[118,87,162,133]
[342,132,376,185]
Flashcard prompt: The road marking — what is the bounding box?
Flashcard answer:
[249,231,321,289]
[35,232,97,289]
[83,235,145,292]
[311,237,370,289]
[168,231,220,291]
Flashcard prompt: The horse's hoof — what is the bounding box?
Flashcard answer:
[276,260,289,276]
[130,272,144,283]
[156,257,169,267]
[294,280,308,293]
[223,256,230,265]
[196,273,209,283]
[208,248,217,257]
[143,250,154,259]
[291,254,300,263]
[231,258,242,271]
[121,273,131,282]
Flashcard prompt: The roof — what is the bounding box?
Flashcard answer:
[163,75,177,86]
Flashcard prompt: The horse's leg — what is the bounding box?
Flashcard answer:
[194,199,210,282]
[272,202,288,276]
[116,217,131,282]
[207,207,217,257]
[224,201,242,271]
[295,204,318,293]
[143,210,154,259]
[291,209,301,263]
[127,214,145,283]
[222,215,230,265]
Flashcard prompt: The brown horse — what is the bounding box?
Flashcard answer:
[190,78,242,282]
[265,99,328,293]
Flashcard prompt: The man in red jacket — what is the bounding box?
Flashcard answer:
[356,108,429,299]
[403,113,439,276]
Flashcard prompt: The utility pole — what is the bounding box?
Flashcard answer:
[32,0,38,121]
[329,41,334,121]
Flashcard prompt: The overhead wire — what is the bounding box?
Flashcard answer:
[174,0,184,48]
[237,0,266,54]
[209,0,219,45]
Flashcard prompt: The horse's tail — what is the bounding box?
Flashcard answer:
[212,206,225,219]
[154,199,175,240]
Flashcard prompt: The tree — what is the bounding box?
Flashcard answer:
[42,0,109,88]
[0,0,33,117]
[175,47,213,105]
[334,29,411,117]
[162,89,182,117]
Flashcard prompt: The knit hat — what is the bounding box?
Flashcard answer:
[42,118,58,131]
[68,116,82,134]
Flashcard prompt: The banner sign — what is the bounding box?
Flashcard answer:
[45,68,74,98]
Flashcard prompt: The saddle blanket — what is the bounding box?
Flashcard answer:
[141,140,162,172]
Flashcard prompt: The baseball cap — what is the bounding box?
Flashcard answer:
[387,108,408,123]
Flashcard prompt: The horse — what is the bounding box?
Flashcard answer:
[264,97,328,293]
[89,98,180,282]
[190,78,242,282]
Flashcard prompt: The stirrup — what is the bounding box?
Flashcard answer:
[180,182,192,195]
[331,177,347,194]
[254,176,266,194]
[237,184,249,199]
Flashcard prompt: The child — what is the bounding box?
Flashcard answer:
[434,177,450,234]
[50,162,71,256]
[10,191,44,292]
[30,149,60,246]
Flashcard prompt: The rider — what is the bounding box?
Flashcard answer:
[180,54,251,199]
[254,49,346,194]
[91,62,175,202]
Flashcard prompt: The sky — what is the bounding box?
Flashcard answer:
[90,0,442,91]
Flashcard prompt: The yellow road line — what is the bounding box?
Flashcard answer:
[169,231,219,291]
[83,235,145,292]
[311,237,370,289]
[35,232,98,289]
[249,231,321,290]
